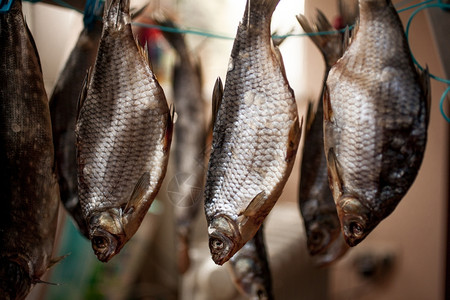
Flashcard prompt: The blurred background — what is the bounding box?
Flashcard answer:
[19,0,448,299]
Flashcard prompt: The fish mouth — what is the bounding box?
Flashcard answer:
[208,232,236,265]
[0,257,32,299]
[91,228,120,262]
[306,224,332,255]
[208,215,241,265]
[312,234,349,267]
[251,282,270,300]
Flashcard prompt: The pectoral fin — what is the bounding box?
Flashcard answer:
[285,116,302,163]
[326,148,343,201]
[124,172,150,215]
[239,191,266,218]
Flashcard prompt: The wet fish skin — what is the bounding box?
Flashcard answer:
[227,225,273,300]
[76,0,173,262]
[0,0,60,298]
[297,11,349,266]
[155,15,207,274]
[324,0,430,247]
[50,14,103,238]
[204,0,301,265]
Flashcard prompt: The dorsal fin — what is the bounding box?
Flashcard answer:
[76,68,92,122]
[211,77,224,130]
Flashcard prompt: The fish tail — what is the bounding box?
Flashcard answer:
[297,10,344,70]
[244,0,280,27]
[104,0,130,27]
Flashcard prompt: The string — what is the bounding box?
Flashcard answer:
[404,0,450,122]
[440,87,450,123]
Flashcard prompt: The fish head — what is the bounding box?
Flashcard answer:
[207,215,241,265]
[0,257,32,299]
[336,196,372,246]
[88,209,125,262]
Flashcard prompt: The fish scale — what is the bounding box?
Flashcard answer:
[76,0,172,262]
[204,0,301,265]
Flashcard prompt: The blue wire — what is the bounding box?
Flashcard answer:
[440,87,450,123]
[404,0,450,122]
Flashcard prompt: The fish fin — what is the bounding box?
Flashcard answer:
[305,100,316,133]
[124,172,150,215]
[163,105,175,154]
[342,25,350,52]
[326,148,343,200]
[76,68,92,122]
[271,28,292,47]
[47,254,69,270]
[271,43,289,82]
[419,66,431,126]
[239,191,266,218]
[212,77,224,129]
[297,11,342,70]
[323,85,333,122]
[33,279,60,286]
[285,115,302,163]
[135,37,150,66]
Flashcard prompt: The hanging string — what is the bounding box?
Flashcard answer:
[404,0,450,122]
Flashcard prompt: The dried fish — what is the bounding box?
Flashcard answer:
[324,0,430,246]
[204,0,301,265]
[0,0,60,298]
[75,0,173,262]
[297,10,349,266]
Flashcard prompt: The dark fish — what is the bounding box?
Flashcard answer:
[204,0,301,265]
[75,0,173,262]
[227,225,273,300]
[0,0,60,298]
[49,4,103,238]
[296,10,349,266]
[324,0,430,247]
[154,15,207,274]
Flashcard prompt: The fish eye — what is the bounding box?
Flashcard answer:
[349,222,364,238]
[210,238,224,250]
[310,231,324,243]
[93,236,108,250]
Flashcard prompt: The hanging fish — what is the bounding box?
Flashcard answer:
[0,0,61,298]
[227,225,273,300]
[154,15,208,274]
[324,0,430,247]
[49,0,104,238]
[204,0,301,265]
[296,10,350,266]
[75,0,173,262]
